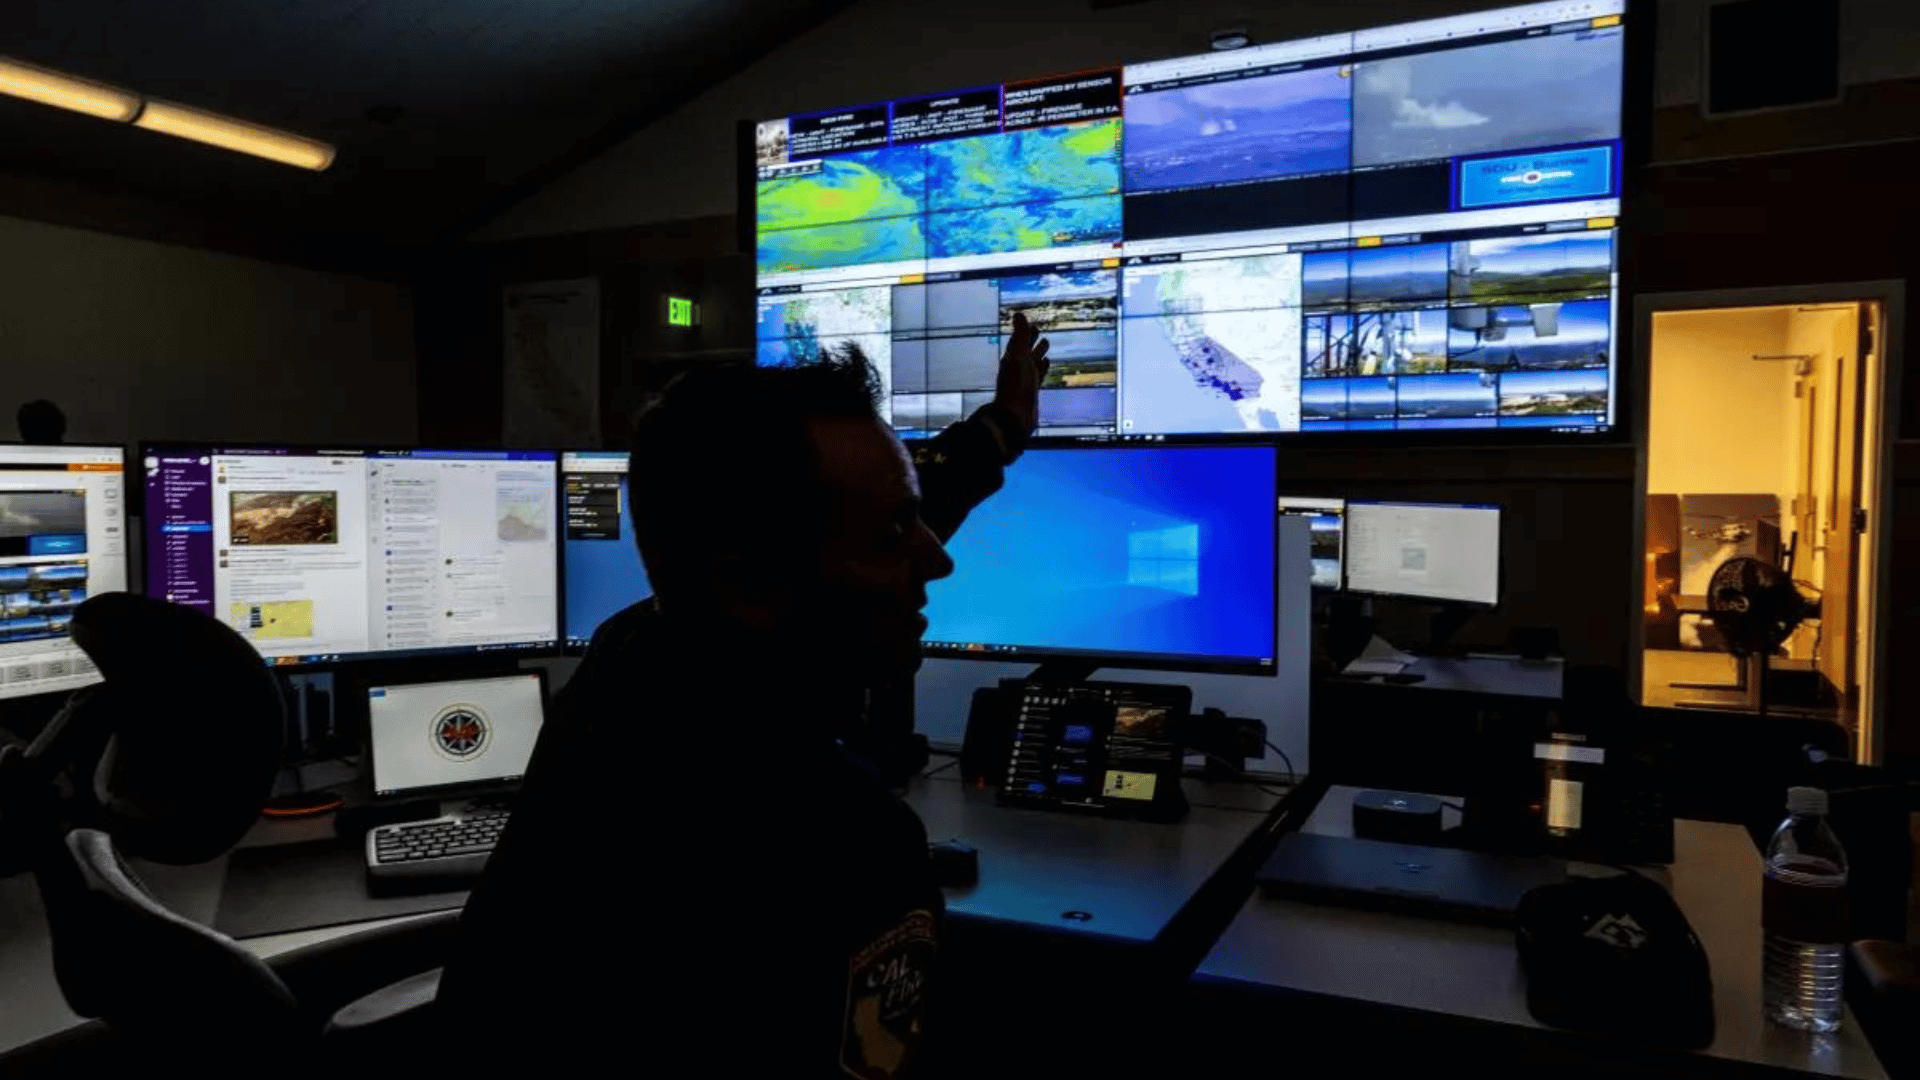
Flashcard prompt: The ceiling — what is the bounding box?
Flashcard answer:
[0,0,854,268]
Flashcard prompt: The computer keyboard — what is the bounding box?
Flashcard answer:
[364,808,510,887]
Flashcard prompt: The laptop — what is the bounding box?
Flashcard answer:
[1255,832,1567,925]
[362,671,547,888]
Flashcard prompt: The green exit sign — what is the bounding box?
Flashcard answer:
[666,296,698,327]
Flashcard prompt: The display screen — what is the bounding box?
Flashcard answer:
[1344,500,1501,605]
[753,0,1625,438]
[925,444,1278,671]
[143,446,559,665]
[0,445,127,700]
[561,451,653,649]
[368,672,546,797]
[1279,496,1346,589]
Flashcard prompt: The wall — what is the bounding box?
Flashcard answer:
[1645,307,1796,505]
[0,214,418,447]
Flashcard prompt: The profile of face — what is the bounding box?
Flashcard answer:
[789,416,954,682]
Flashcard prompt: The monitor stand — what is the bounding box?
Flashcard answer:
[1427,602,1479,657]
[1026,659,1099,686]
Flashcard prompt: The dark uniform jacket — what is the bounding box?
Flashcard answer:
[437,408,1016,1077]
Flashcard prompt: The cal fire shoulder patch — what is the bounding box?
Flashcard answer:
[841,909,937,1080]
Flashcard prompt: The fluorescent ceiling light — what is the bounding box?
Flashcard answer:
[0,55,336,171]
[135,99,335,172]
[0,56,141,122]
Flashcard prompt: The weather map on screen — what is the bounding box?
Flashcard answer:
[755,0,1626,438]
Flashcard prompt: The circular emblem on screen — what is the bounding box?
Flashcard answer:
[429,704,490,761]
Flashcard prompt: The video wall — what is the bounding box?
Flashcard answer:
[753,0,1625,438]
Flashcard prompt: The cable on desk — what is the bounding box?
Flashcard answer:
[920,757,960,779]
[1263,740,1298,786]
[1188,748,1291,797]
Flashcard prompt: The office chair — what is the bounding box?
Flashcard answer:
[0,593,443,1076]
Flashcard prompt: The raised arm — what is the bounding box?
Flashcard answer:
[909,312,1050,542]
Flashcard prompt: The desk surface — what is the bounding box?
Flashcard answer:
[1330,654,1564,700]
[1406,655,1565,698]
[904,773,1282,945]
[1194,785,1886,1079]
[0,769,1282,1057]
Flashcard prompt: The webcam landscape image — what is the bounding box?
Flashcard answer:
[1001,269,1118,328]
[229,492,338,546]
[1498,368,1608,417]
[1395,372,1497,419]
[1448,298,1611,371]
[1350,27,1623,168]
[1451,230,1613,305]
[0,491,85,545]
[1125,65,1352,191]
[1347,243,1449,309]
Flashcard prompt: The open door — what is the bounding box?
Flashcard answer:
[1814,308,1872,715]
[1639,298,1889,746]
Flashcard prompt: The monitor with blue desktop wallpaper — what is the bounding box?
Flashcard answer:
[143,444,559,666]
[561,451,653,649]
[751,0,1627,439]
[925,444,1278,673]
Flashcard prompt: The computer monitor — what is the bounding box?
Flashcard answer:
[0,444,127,700]
[1344,500,1501,606]
[924,443,1278,675]
[367,671,546,799]
[1279,496,1345,590]
[560,451,652,650]
[142,445,559,666]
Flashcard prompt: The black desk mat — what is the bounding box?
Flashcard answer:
[214,839,467,940]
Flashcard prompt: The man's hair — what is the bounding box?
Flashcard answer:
[627,344,883,598]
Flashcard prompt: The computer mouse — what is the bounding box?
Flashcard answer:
[927,839,978,887]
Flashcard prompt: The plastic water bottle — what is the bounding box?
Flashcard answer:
[1762,786,1849,1033]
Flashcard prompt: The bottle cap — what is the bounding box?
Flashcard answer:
[1787,786,1828,816]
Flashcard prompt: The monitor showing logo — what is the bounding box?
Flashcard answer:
[431,704,490,761]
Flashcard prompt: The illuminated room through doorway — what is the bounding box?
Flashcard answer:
[1638,295,1894,761]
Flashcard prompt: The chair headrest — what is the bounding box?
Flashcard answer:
[65,593,285,864]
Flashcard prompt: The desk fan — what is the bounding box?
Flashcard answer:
[1702,555,1810,717]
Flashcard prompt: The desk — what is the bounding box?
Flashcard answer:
[1189,785,1886,1079]
[902,771,1285,944]
[1335,654,1565,698]
[1,767,1286,1062]
[1315,657,1564,794]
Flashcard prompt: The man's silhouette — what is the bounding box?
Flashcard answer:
[16,400,65,444]
[440,315,1050,1077]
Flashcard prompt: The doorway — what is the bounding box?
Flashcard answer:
[1634,287,1899,762]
